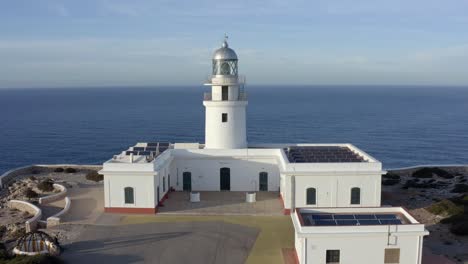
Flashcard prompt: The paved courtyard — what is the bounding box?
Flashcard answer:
[62,220,259,264]
[158,191,284,215]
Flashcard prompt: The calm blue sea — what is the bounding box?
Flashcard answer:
[1,86,467,173]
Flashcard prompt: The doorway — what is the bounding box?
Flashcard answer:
[220,167,230,191]
[259,172,268,191]
[183,172,192,191]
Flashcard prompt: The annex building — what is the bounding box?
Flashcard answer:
[100,38,428,264]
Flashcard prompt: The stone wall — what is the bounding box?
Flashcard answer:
[8,200,42,232]
[39,184,67,205]
[47,197,71,228]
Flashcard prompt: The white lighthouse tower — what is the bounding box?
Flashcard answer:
[203,36,247,149]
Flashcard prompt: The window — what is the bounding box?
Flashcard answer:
[306,188,316,205]
[326,250,340,263]
[222,86,229,101]
[124,187,134,204]
[351,187,361,205]
[163,176,166,192]
[384,248,400,264]
[222,113,228,122]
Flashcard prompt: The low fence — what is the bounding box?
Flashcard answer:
[39,184,67,205]
[8,200,42,232]
[46,197,71,228]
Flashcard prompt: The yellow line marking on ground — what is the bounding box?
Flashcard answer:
[121,215,294,264]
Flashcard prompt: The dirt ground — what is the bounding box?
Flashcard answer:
[383,166,468,264]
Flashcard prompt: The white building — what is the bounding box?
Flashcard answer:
[100,37,428,263]
[292,207,429,264]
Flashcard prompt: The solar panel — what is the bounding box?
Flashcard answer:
[285,146,365,163]
[334,214,355,220]
[379,219,402,225]
[359,220,381,225]
[303,213,404,226]
[315,220,337,226]
[376,214,398,219]
[355,214,376,220]
[312,214,333,220]
[336,220,358,226]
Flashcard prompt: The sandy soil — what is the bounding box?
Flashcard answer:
[0,167,104,249]
[383,166,468,264]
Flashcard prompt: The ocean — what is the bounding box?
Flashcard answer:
[1,85,467,173]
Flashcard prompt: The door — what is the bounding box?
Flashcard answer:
[259,172,268,191]
[183,172,192,191]
[220,167,230,191]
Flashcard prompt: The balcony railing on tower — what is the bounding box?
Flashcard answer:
[204,75,246,86]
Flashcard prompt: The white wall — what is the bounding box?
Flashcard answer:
[170,157,280,192]
[204,100,248,149]
[104,174,155,209]
[298,234,423,264]
[294,174,381,208]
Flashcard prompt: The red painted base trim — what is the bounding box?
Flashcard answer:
[158,192,170,207]
[294,249,300,264]
[279,193,292,215]
[105,207,157,214]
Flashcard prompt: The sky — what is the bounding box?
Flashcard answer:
[1,0,468,88]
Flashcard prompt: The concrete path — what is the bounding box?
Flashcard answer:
[159,191,283,216]
[62,221,259,264]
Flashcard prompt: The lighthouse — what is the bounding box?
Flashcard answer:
[203,37,248,149]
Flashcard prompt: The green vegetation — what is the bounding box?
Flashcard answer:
[53,167,64,173]
[0,254,64,264]
[24,188,38,199]
[412,167,453,179]
[382,172,401,186]
[451,183,468,193]
[64,168,77,173]
[426,199,463,217]
[85,171,104,182]
[37,179,54,192]
[383,172,401,180]
[431,196,468,236]
[9,227,26,240]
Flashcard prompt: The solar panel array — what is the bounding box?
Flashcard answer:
[125,142,171,157]
[301,213,403,226]
[284,146,365,163]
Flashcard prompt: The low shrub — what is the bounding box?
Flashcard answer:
[53,167,64,173]
[9,227,26,240]
[85,171,103,182]
[383,172,400,180]
[451,183,468,193]
[450,222,468,236]
[64,168,77,173]
[0,243,8,260]
[3,255,64,264]
[426,199,464,217]
[382,179,400,186]
[37,179,54,192]
[24,188,38,199]
[412,167,453,179]
[28,176,37,181]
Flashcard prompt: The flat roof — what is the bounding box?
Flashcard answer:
[284,146,366,163]
[109,142,172,164]
[300,212,405,226]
